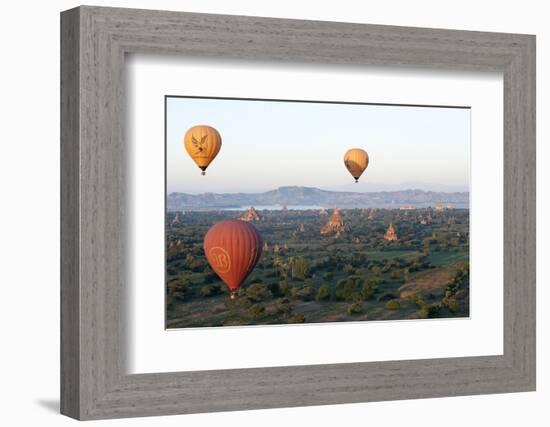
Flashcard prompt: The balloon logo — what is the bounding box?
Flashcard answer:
[344,148,369,183]
[184,125,222,175]
[204,219,263,298]
[208,247,231,273]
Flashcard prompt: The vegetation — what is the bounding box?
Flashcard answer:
[166,207,470,328]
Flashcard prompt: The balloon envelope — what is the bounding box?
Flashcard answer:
[203,219,263,292]
[184,125,222,174]
[344,148,369,182]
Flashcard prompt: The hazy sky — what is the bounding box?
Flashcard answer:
[166,97,470,194]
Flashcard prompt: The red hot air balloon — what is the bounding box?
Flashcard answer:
[204,219,263,299]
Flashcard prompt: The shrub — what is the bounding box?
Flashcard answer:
[316,284,331,301]
[336,278,348,289]
[343,264,356,274]
[246,283,272,302]
[347,302,363,315]
[455,289,468,300]
[445,298,459,313]
[247,303,266,319]
[279,280,291,297]
[361,278,378,300]
[347,275,361,286]
[334,289,346,301]
[238,296,254,309]
[418,303,440,319]
[385,299,401,310]
[292,286,314,301]
[275,298,291,315]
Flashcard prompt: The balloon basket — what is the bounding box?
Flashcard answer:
[201,171,206,176]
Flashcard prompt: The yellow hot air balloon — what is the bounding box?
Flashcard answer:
[344,148,369,183]
[184,125,222,175]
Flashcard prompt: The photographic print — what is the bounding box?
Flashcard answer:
[165,96,470,329]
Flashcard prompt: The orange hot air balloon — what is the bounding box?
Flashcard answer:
[184,125,222,175]
[204,219,263,298]
[344,148,369,183]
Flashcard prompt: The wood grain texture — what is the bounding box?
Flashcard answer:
[60,7,80,419]
[60,6,536,420]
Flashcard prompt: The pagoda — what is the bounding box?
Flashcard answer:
[240,206,261,221]
[320,208,345,235]
[384,223,398,241]
[170,212,180,227]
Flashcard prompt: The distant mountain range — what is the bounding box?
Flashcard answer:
[167,186,469,210]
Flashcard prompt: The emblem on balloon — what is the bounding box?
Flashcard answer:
[208,246,231,273]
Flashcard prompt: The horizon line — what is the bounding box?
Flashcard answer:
[167,186,470,196]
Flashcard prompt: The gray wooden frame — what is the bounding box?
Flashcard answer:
[60,5,536,420]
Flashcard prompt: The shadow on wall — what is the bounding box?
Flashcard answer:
[35,399,59,414]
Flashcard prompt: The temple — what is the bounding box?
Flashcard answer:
[384,223,398,241]
[321,208,345,235]
[240,207,262,221]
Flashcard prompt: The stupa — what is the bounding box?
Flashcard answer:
[170,212,180,227]
[240,207,261,221]
[384,223,398,241]
[320,208,345,235]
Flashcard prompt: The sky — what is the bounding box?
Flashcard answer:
[166,96,470,194]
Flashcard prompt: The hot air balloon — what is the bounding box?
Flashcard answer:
[203,219,263,299]
[184,125,222,175]
[344,148,369,183]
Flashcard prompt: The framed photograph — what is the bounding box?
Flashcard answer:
[61,6,535,420]
[164,96,471,329]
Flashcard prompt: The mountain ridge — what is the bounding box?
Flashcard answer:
[167,186,469,210]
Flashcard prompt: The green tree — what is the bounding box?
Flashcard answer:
[246,283,272,302]
[275,298,292,316]
[247,303,266,319]
[316,284,331,301]
[361,278,379,300]
[347,302,363,315]
[385,299,401,310]
[444,298,459,313]
[291,257,310,280]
